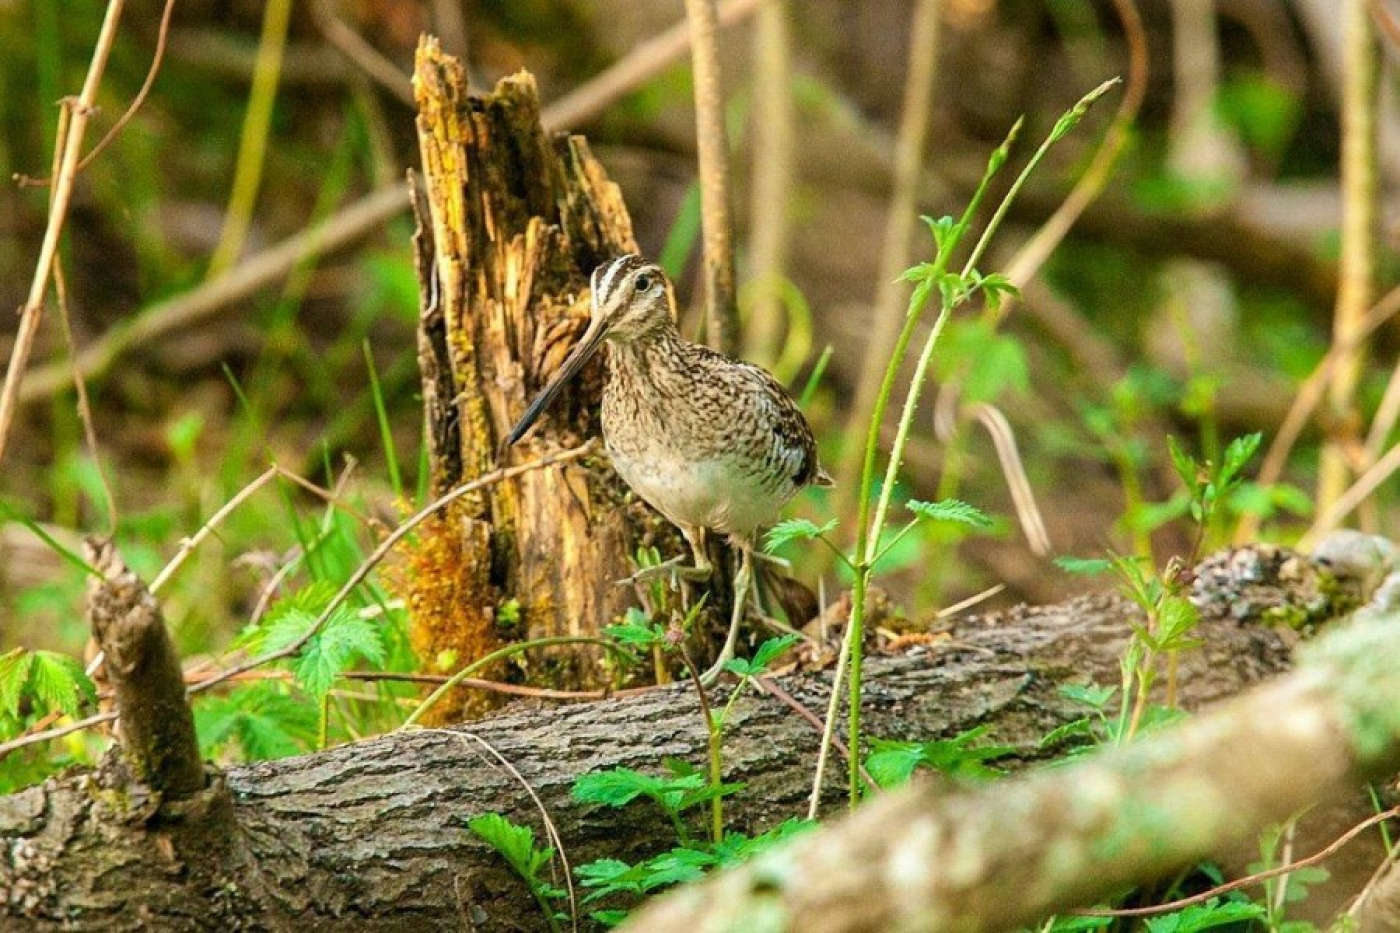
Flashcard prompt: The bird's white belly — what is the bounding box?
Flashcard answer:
[609,452,784,538]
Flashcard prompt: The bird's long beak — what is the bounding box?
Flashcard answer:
[505,316,609,446]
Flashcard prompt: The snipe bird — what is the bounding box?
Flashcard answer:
[507,254,832,682]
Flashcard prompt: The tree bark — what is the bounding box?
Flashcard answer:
[407,42,669,716]
[2,544,1389,931]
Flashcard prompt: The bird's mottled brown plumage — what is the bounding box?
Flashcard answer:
[507,254,831,680]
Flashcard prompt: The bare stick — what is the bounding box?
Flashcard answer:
[1319,0,1379,513]
[20,183,410,403]
[998,0,1146,304]
[1237,285,1400,541]
[742,0,794,366]
[0,0,126,467]
[149,466,280,594]
[53,263,117,534]
[311,0,415,107]
[431,729,580,932]
[543,0,764,132]
[684,0,740,354]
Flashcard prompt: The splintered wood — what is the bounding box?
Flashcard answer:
[407,40,668,716]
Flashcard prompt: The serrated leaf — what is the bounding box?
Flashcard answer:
[194,684,318,761]
[748,634,800,673]
[865,741,925,788]
[1219,432,1262,488]
[468,812,544,881]
[1156,596,1200,648]
[1167,435,1200,494]
[1040,717,1100,750]
[1059,682,1117,710]
[724,634,800,678]
[28,651,95,717]
[763,518,838,553]
[0,649,34,719]
[1144,898,1264,933]
[1054,556,1114,576]
[604,610,665,649]
[574,768,679,808]
[907,499,993,530]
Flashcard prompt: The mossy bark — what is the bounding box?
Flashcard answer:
[407,42,670,717]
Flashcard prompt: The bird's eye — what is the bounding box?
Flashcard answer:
[634,274,652,292]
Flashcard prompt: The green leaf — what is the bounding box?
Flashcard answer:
[763,518,838,553]
[1059,682,1117,710]
[723,634,800,678]
[27,651,95,717]
[605,609,665,649]
[293,608,384,700]
[866,727,1014,787]
[194,684,318,761]
[468,812,551,883]
[1144,898,1264,932]
[1156,596,1201,649]
[0,649,35,719]
[907,499,993,530]
[573,767,703,811]
[1054,556,1114,576]
[1167,436,1200,494]
[589,909,630,927]
[1039,717,1098,750]
[1219,432,1262,490]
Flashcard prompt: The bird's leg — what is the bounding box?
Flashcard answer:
[699,536,754,686]
[615,524,713,588]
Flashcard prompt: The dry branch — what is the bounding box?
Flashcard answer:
[84,537,204,799]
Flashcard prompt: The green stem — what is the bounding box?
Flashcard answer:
[843,124,1019,808]
[530,880,564,933]
[400,636,636,728]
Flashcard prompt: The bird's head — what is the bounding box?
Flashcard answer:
[506,255,673,445]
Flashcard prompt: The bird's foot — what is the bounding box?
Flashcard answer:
[616,555,712,590]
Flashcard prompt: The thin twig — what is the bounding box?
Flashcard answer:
[52,262,118,534]
[0,0,126,466]
[20,184,411,404]
[1300,438,1400,548]
[1074,805,1400,918]
[742,0,794,366]
[542,0,766,131]
[998,0,1146,304]
[149,466,280,594]
[17,0,176,187]
[1238,285,1400,540]
[207,0,293,277]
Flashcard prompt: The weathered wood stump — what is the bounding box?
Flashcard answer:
[407,42,675,714]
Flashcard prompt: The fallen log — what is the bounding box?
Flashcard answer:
[2,543,1389,930]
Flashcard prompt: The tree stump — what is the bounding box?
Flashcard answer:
[407,42,674,714]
